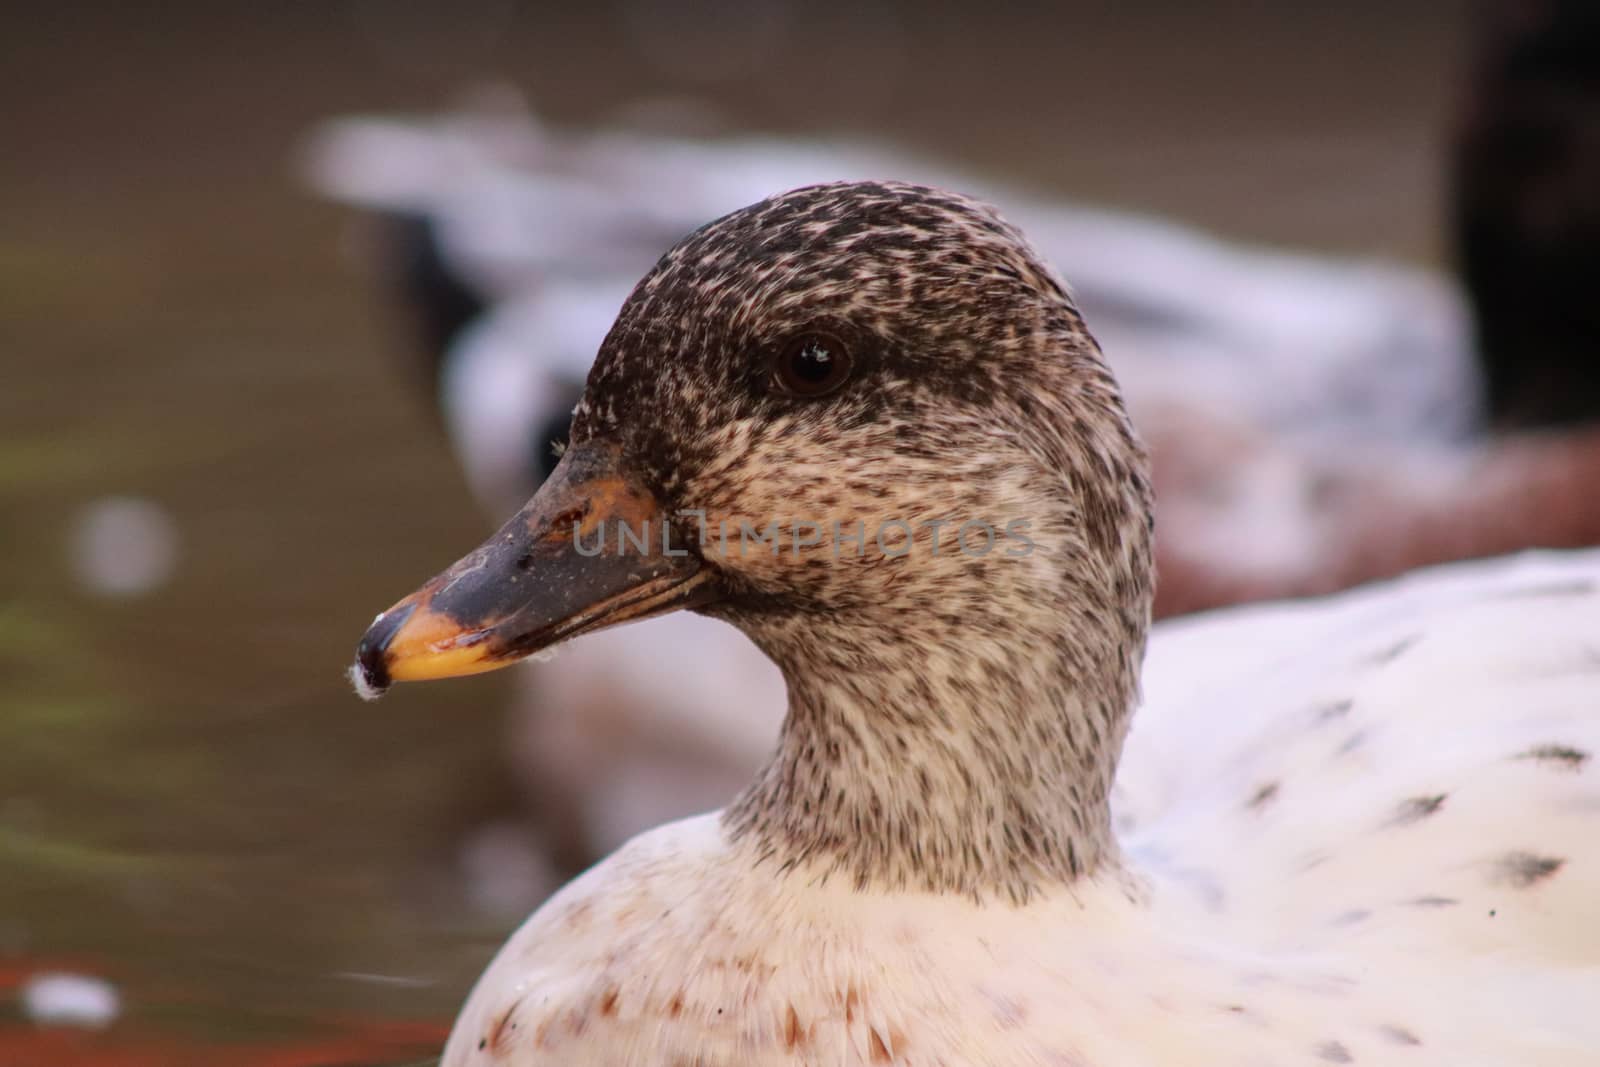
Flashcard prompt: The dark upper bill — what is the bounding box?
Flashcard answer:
[350,442,714,700]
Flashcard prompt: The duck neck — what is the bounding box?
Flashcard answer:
[723,620,1135,903]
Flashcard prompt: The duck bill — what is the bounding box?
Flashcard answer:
[351,442,713,699]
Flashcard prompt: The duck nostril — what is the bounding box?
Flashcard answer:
[520,507,588,570]
[547,507,587,539]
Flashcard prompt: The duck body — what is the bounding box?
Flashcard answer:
[445,551,1600,1066]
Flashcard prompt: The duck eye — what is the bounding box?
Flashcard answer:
[774,333,853,398]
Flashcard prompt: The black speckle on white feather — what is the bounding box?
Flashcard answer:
[1492,851,1566,888]
[1493,579,1597,600]
[1376,1023,1422,1046]
[1310,699,1354,726]
[1385,794,1447,827]
[1333,731,1368,758]
[1515,744,1589,771]
[1315,1039,1354,1063]
[1245,782,1280,812]
[1364,634,1420,667]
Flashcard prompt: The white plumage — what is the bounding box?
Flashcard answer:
[447,550,1600,1065]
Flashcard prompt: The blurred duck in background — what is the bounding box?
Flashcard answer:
[1455,0,1600,430]
[306,0,1600,879]
[1165,0,1600,611]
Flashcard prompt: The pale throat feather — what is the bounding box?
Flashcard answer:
[722,567,1144,904]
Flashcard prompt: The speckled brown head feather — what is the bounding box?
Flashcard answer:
[571,181,1154,902]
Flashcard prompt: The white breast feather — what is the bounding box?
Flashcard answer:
[441,550,1600,1065]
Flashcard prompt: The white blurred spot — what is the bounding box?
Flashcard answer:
[333,971,437,989]
[21,972,121,1030]
[347,661,386,703]
[69,496,179,597]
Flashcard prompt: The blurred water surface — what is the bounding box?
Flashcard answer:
[2,2,1457,1062]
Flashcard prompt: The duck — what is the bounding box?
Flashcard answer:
[351,182,1600,1065]
[308,97,1480,872]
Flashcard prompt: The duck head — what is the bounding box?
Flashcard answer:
[355,181,1154,899]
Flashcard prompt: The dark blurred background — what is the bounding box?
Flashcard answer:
[0,1,1486,1062]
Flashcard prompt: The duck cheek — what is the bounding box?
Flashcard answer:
[691,516,837,589]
